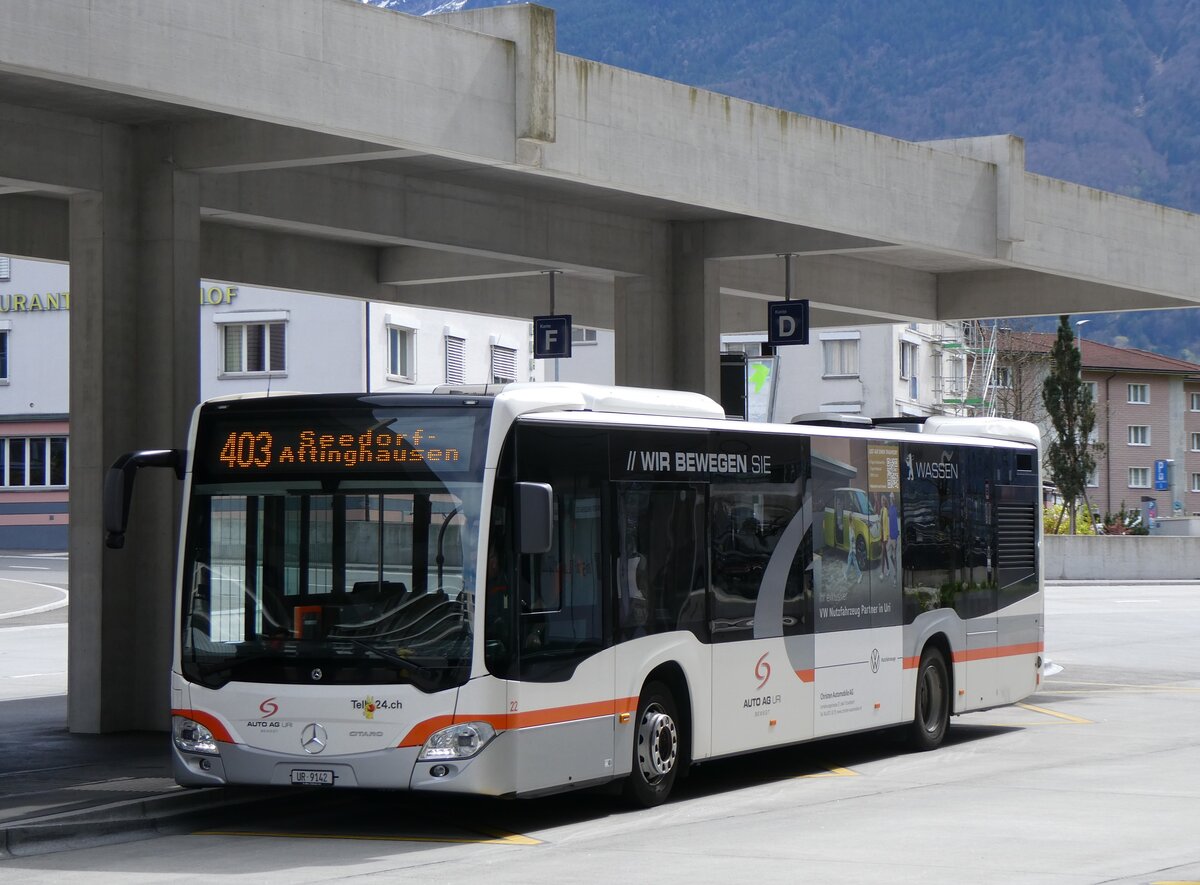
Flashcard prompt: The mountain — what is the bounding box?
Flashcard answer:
[363,0,1200,362]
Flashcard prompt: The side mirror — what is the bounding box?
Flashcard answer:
[104,449,185,549]
[515,482,553,555]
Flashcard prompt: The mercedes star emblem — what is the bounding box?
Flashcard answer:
[301,723,328,755]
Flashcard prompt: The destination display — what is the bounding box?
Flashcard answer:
[194,409,487,480]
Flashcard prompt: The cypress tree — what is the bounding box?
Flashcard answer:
[1042,316,1097,534]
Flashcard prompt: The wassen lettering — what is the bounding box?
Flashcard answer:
[913,461,959,480]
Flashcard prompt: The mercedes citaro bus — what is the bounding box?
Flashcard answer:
[105,383,1043,806]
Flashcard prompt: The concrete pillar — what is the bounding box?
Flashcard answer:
[670,223,722,396]
[68,125,200,732]
[613,222,722,396]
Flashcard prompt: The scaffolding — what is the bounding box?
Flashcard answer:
[933,320,999,416]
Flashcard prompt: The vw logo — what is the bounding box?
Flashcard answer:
[870,648,880,674]
[301,723,328,755]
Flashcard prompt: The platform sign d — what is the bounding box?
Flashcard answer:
[767,300,809,347]
[534,314,572,359]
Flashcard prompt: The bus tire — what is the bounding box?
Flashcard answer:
[908,646,950,751]
[625,681,680,807]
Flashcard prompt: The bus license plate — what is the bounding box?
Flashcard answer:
[290,769,334,786]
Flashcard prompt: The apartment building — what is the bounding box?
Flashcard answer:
[994,332,1200,519]
[0,256,549,548]
[723,322,971,421]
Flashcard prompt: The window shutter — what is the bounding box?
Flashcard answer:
[269,322,286,371]
[445,335,466,384]
[490,345,516,383]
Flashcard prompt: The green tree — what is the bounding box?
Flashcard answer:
[1042,316,1097,534]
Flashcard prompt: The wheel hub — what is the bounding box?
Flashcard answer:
[637,704,678,782]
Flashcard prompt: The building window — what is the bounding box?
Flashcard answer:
[1192,392,1200,411]
[1,436,68,488]
[387,326,415,382]
[1127,383,1149,404]
[444,335,466,384]
[490,344,517,384]
[0,329,8,382]
[572,327,599,346]
[1128,425,1150,446]
[222,322,286,375]
[1192,432,1200,452]
[1086,467,1099,488]
[900,341,919,380]
[1193,473,1200,493]
[993,366,1014,389]
[1128,467,1150,488]
[1085,381,1098,402]
[822,339,859,377]
[0,257,10,283]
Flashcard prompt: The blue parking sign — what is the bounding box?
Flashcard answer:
[766,300,809,346]
[1154,459,1169,490]
[533,314,572,359]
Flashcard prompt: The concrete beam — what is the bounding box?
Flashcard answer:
[171,119,423,173]
[200,167,657,276]
[0,194,69,261]
[718,254,938,322]
[382,274,614,329]
[937,268,1193,319]
[0,102,102,193]
[434,4,556,150]
[379,246,556,286]
[0,0,519,162]
[704,218,893,260]
[925,135,1026,245]
[200,223,390,302]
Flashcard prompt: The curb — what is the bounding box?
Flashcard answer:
[0,786,281,859]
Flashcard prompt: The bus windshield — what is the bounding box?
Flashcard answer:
[180,399,490,692]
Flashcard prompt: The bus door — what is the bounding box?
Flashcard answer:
[507,422,614,795]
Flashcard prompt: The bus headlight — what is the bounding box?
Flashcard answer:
[418,721,496,761]
[173,716,220,755]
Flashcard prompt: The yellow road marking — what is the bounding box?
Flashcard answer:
[1015,702,1093,724]
[796,762,857,778]
[194,828,541,846]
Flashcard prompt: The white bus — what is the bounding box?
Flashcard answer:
[105,383,1043,805]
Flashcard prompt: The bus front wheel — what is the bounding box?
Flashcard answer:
[908,646,950,751]
[625,681,680,807]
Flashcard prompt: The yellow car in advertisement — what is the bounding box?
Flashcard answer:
[821,487,882,570]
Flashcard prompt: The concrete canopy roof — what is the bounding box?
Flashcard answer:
[0,0,1197,327]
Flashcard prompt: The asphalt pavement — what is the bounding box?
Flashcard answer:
[0,556,278,859]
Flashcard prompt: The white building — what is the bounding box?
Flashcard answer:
[2,256,591,548]
[723,322,970,422]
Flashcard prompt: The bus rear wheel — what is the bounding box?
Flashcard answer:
[625,681,680,807]
[908,646,950,751]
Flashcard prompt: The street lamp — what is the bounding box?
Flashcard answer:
[1074,318,1090,341]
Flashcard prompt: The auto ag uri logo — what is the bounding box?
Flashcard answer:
[259,697,279,718]
[755,652,772,690]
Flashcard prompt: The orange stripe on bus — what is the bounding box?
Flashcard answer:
[398,696,641,748]
[794,669,815,683]
[903,642,1043,669]
[172,708,235,744]
[953,642,1044,663]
